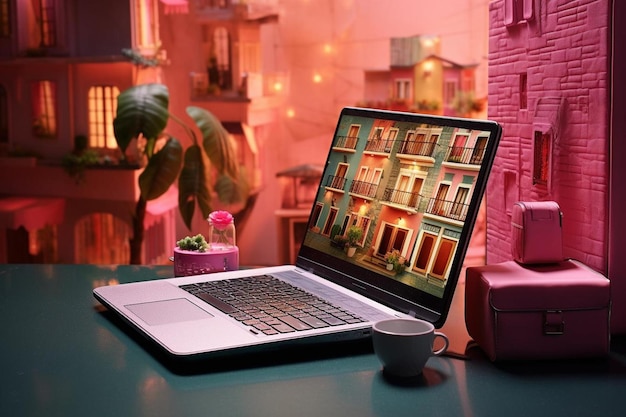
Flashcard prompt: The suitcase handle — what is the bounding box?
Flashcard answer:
[543,310,565,335]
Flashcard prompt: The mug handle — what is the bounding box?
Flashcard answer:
[432,331,449,356]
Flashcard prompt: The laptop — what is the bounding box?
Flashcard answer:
[94,107,501,360]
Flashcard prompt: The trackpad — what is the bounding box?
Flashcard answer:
[126,298,213,326]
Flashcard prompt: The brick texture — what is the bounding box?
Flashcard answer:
[486,0,609,273]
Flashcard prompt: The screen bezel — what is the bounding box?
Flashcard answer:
[296,107,502,328]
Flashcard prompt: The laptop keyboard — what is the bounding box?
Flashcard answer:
[180,274,366,335]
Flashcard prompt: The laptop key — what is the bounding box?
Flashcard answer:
[320,316,346,326]
[300,316,330,329]
[272,323,296,333]
[279,315,312,331]
[196,292,237,314]
[263,318,284,326]
[253,323,273,332]
[180,275,367,335]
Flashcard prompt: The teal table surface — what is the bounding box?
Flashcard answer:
[2,264,626,417]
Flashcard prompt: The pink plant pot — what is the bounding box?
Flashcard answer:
[173,246,239,277]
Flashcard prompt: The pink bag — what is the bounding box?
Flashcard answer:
[511,201,564,264]
[465,260,610,361]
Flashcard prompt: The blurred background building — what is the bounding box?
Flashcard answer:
[0,0,489,266]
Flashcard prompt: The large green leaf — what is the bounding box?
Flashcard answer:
[113,84,170,153]
[186,106,239,179]
[138,138,183,201]
[214,167,250,205]
[178,145,212,229]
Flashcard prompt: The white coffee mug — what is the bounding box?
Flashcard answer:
[372,318,449,378]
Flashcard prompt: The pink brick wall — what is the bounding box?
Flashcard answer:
[486,0,609,274]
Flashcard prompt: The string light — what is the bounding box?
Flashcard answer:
[273,2,488,143]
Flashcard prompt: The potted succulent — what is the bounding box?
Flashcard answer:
[173,211,239,276]
[173,234,210,276]
[112,83,249,264]
[346,225,364,257]
[176,234,209,252]
[384,249,401,271]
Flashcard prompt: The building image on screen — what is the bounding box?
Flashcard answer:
[303,113,493,299]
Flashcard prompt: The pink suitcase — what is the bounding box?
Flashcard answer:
[511,201,564,264]
[465,260,611,361]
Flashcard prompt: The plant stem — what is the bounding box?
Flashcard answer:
[129,196,147,265]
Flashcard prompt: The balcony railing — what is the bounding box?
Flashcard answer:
[444,146,485,165]
[195,0,280,20]
[334,135,358,150]
[325,175,347,191]
[349,180,378,198]
[190,71,287,99]
[381,188,423,210]
[397,140,437,157]
[364,138,394,153]
[425,197,468,221]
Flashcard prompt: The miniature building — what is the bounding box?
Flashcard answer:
[0,0,280,263]
[486,0,626,333]
[274,164,323,265]
[362,35,483,118]
[308,114,490,297]
[276,164,323,209]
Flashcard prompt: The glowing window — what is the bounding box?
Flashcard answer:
[28,0,58,47]
[134,0,159,51]
[88,86,120,149]
[0,0,10,38]
[31,80,57,138]
[0,85,7,143]
[533,130,551,186]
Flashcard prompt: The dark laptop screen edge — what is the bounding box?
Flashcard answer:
[296,107,502,328]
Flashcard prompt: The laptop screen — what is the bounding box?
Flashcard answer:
[297,107,501,327]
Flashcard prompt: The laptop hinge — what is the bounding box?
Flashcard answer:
[408,310,417,318]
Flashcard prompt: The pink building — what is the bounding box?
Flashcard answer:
[486,0,626,333]
[0,0,280,264]
[363,35,483,117]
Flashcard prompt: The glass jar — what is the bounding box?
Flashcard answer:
[208,211,236,250]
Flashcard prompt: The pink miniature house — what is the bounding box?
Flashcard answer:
[362,35,483,118]
[486,0,626,333]
[0,0,280,264]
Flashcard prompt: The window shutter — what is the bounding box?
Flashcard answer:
[504,0,516,26]
[523,0,535,21]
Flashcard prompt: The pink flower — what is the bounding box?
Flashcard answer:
[208,210,233,230]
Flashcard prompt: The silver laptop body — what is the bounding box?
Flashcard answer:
[94,107,502,360]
